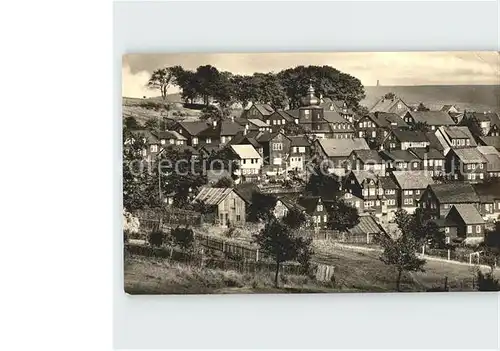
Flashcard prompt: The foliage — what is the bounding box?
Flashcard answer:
[481,223,500,271]
[305,163,340,198]
[394,208,445,248]
[476,270,500,291]
[384,92,396,100]
[214,176,234,188]
[144,117,160,131]
[149,229,166,247]
[248,192,277,222]
[376,233,426,291]
[253,218,312,287]
[326,199,360,232]
[459,113,483,137]
[277,65,366,109]
[416,102,430,111]
[283,207,307,229]
[147,67,175,102]
[170,226,195,252]
[411,121,431,133]
[124,116,141,129]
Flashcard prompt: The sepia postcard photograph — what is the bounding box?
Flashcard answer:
[122,51,500,295]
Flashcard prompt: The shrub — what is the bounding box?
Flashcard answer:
[149,229,166,247]
[477,270,500,291]
[171,227,194,252]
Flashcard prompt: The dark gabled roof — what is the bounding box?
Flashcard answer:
[277,196,306,212]
[349,170,378,184]
[349,214,386,236]
[367,112,409,128]
[425,132,445,151]
[379,176,398,189]
[273,110,294,122]
[316,138,370,158]
[194,187,235,206]
[482,154,500,172]
[478,136,500,150]
[440,104,456,112]
[234,183,260,204]
[155,130,187,141]
[353,149,384,163]
[288,135,310,147]
[408,147,444,160]
[428,183,480,203]
[442,126,475,142]
[429,218,458,228]
[323,111,346,124]
[391,129,428,142]
[252,104,275,116]
[392,171,435,190]
[451,148,488,164]
[129,129,159,144]
[369,96,409,115]
[380,149,417,162]
[448,204,485,225]
[178,121,210,136]
[406,111,456,126]
[159,144,200,156]
[298,196,321,214]
[285,109,300,118]
[473,182,500,202]
[220,121,245,136]
[472,112,500,125]
[256,131,273,143]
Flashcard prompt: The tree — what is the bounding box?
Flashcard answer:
[277,65,365,109]
[248,192,277,222]
[482,223,500,272]
[384,92,396,100]
[144,117,160,131]
[476,270,500,291]
[214,176,234,188]
[170,65,198,103]
[326,199,360,232]
[147,67,175,102]
[305,163,341,198]
[283,207,307,229]
[253,219,312,287]
[394,209,413,236]
[459,113,483,137]
[253,73,288,110]
[231,74,259,108]
[416,102,430,111]
[376,233,426,291]
[412,121,431,133]
[170,226,195,252]
[149,229,166,247]
[194,65,223,106]
[124,116,140,130]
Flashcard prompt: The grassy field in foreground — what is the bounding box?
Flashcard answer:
[124,243,498,294]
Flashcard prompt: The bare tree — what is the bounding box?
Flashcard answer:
[147,68,175,102]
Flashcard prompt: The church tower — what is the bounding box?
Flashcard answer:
[298,84,324,132]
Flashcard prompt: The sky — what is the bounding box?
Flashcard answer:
[122,51,499,98]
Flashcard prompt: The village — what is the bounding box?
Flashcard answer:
[122,64,500,294]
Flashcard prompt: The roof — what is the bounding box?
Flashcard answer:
[256,131,279,143]
[472,112,500,125]
[429,218,458,228]
[442,126,475,144]
[408,147,444,160]
[368,112,409,128]
[353,149,384,163]
[220,121,245,136]
[380,149,418,162]
[286,109,300,119]
[323,111,346,124]
[193,187,235,205]
[425,132,445,151]
[253,103,275,116]
[477,145,500,157]
[440,104,456,112]
[129,129,159,144]
[451,148,487,164]
[273,110,294,122]
[472,182,500,202]
[369,97,409,115]
[316,138,369,158]
[478,136,500,150]
[482,154,500,172]
[298,196,321,214]
[288,135,310,147]
[407,111,456,126]
[379,176,399,189]
[247,118,269,128]
[449,204,485,224]
[350,170,378,184]
[391,129,428,143]
[349,214,385,235]
[277,196,306,212]
[392,170,435,190]
[428,183,480,203]
[234,183,260,204]
[230,144,261,159]
[156,130,187,141]
[178,121,210,136]
[158,144,200,156]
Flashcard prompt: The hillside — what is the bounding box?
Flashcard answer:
[363,85,500,112]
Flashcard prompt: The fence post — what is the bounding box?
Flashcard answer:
[222,240,225,253]
[366,232,369,244]
[447,249,450,261]
[421,245,425,256]
[256,249,259,262]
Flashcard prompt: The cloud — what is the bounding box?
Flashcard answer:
[122,52,499,98]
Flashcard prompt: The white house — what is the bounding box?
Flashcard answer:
[229,144,263,183]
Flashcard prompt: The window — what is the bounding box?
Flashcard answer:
[236,214,241,222]
[359,122,363,128]
[359,131,364,137]
[355,201,360,208]
[376,200,380,206]
[192,137,198,145]
[304,110,310,116]
[206,137,212,144]
[323,215,327,223]
[479,163,483,169]
[345,193,352,199]
[362,189,368,196]
[242,159,246,165]
[467,225,472,234]
[272,143,283,151]
[369,188,375,196]
[372,131,376,138]
[251,159,255,164]
[282,119,285,124]
[445,227,450,234]
[444,204,449,209]
[415,190,420,195]
[160,140,166,145]
[150,145,158,152]
[273,120,277,125]
[429,160,434,166]
[479,173,484,179]
[298,147,305,153]
[476,225,481,234]
[317,204,323,212]
[413,162,418,168]
[466,139,470,146]
[221,136,226,144]
[471,164,476,170]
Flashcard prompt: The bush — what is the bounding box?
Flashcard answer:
[477,270,500,291]
[171,227,194,251]
[149,229,166,247]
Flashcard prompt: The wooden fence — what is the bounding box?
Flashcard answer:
[195,233,271,262]
[303,229,375,244]
[135,208,204,227]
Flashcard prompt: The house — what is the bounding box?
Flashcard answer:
[156,130,187,146]
[313,138,370,170]
[440,104,459,114]
[175,121,210,146]
[197,119,244,147]
[245,118,273,133]
[322,110,355,139]
[227,130,265,157]
[428,218,459,242]
[125,129,161,163]
[234,182,260,215]
[341,191,364,213]
[298,196,328,228]
[424,132,446,153]
[472,112,500,136]
[257,131,291,176]
[273,196,306,219]
[287,135,311,173]
[477,136,500,151]
[380,149,421,173]
[348,214,387,244]
[408,148,445,177]
[434,126,477,155]
[448,112,465,125]
[320,98,355,123]
[391,171,435,214]
[193,187,246,227]
[445,148,488,183]
[356,112,409,139]
[241,103,275,120]
[343,170,384,217]
[379,176,400,220]
[382,129,429,151]
[369,96,411,117]
[264,110,294,131]
[403,111,456,131]
[419,182,481,219]
[472,182,500,220]
[347,149,386,175]
[477,146,500,178]
[445,204,486,240]
[229,144,263,183]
